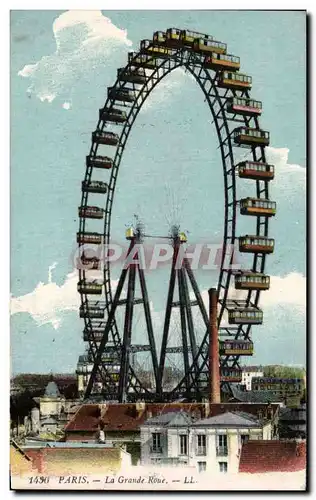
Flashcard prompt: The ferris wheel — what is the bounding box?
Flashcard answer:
[76,28,276,402]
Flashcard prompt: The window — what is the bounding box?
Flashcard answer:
[152,432,162,453]
[198,462,207,473]
[179,434,188,455]
[219,462,228,473]
[196,434,206,455]
[216,434,228,456]
[240,434,249,445]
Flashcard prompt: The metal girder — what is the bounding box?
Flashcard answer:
[102,344,152,353]
[84,237,159,400]
[118,256,136,402]
[157,244,179,396]
[177,267,191,392]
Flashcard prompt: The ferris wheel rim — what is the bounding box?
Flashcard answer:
[78,36,272,400]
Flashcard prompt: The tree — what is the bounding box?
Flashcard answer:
[263,365,305,379]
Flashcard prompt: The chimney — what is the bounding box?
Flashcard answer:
[209,288,220,403]
[99,403,107,420]
[203,400,210,418]
[136,401,146,418]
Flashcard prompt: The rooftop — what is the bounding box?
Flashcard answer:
[192,411,262,428]
[64,403,280,433]
[143,411,193,427]
[252,377,303,383]
[241,366,264,373]
[229,385,283,404]
[239,440,306,473]
[23,441,115,449]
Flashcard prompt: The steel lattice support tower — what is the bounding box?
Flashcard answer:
[84,230,159,401]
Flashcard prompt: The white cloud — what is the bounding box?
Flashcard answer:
[18,63,38,78]
[238,146,306,200]
[10,263,117,330]
[48,262,58,283]
[62,101,72,110]
[18,10,132,104]
[39,93,56,103]
[265,146,306,198]
[265,146,305,172]
[198,272,306,327]
[142,68,192,112]
[260,272,306,312]
[11,268,80,330]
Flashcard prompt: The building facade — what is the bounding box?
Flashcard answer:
[279,405,306,440]
[23,442,132,475]
[63,402,280,467]
[140,410,274,474]
[251,377,304,405]
[241,366,264,391]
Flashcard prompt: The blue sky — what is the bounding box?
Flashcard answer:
[10,10,306,374]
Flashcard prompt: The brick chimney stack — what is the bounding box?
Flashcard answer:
[209,288,220,403]
[99,403,107,420]
[136,401,146,418]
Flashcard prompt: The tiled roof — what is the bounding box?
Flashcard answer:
[64,403,280,433]
[192,411,261,428]
[144,411,193,427]
[64,404,101,432]
[239,440,306,473]
[206,403,279,420]
[65,403,203,432]
[252,377,303,384]
[241,366,264,372]
[24,442,114,449]
[230,385,283,403]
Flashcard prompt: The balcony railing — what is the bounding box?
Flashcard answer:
[150,446,163,454]
[216,446,228,457]
[196,447,207,456]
